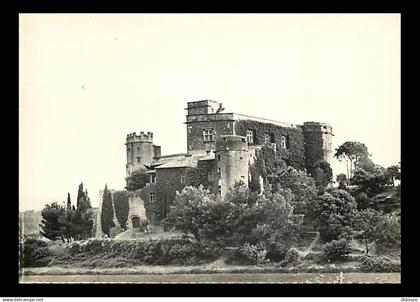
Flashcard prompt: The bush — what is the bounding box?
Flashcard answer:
[22,237,53,267]
[282,248,299,265]
[265,242,288,262]
[321,239,351,262]
[238,242,270,265]
[360,255,400,272]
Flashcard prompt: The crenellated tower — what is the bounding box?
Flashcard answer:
[125,132,161,179]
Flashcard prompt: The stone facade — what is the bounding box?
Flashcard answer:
[118,100,334,229]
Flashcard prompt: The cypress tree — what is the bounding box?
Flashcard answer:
[66,193,72,210]
[101,185,114,237]
[77,183,84,209]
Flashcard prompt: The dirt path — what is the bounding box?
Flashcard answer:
[298,231,320,257]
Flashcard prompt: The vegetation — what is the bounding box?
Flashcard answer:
[101,185,115,237]
[39,183,93,243]
[334,141,369,179]
[22,237,53,267]
[126,167,149,191]
[321,239,351,262]
[28,139,400,272]
[113,190,129,230]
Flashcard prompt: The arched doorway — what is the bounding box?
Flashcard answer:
[132,216,141,228]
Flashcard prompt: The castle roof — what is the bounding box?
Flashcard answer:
[155,156,195,169]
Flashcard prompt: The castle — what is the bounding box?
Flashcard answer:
[95,100,333,237]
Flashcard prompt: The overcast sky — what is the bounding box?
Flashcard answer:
[19,14,400,211]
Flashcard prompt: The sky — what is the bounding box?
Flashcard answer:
[19,14,400,211]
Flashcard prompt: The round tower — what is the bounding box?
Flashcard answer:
[302,122,334,171]
[215,135,249,198]
[125,131,155,178]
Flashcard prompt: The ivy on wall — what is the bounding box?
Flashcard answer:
[139,184,160,225]
[248,146,288,193]
[112,191,129,230]
[303,131,324,176]
[235,120,306,170]
[186,161,214,191]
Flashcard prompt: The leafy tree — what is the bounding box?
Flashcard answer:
[351,166,388,197]
[270,167,318,228]
[384,164,401,187]
[353,209,400,254]
[40,202,66,243]
[357,157,376,173]
[113,190,130,230]
[314,160,333,184]
[126,167,149,191]
[336,173,348,190]
[354,192,371,210]
[165,185,217,240]
[313,167,328,190]
[334,141,369,179]
[101,185,114,237]
[166,183,303,248]
[315,190,358,242]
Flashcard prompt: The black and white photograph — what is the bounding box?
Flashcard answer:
[18,13,401,284]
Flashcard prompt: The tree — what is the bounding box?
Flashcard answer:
[357,157,376,173]
[354,209,400,254]
[334,141,369,179]
[315,190,358,241]
[76,182,91,212]
[126,167,149,191]
[336,174,348,190]
[101,185,114,237]
[351,166,388,197]
[313,160,333,185]
[166,183,303,248]
[385,164,401,187]
[113,190,130,230]
[66,193,72,210]
[165,185,216,240]
[40,202,66,243]
[270,167,318,228]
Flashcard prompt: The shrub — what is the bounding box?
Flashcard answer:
[238,242,270,265]
[360,255,400,272]
[22,237,53,267]
[265,242,288,262]
[321,239,351,262]
[283,248,300,265]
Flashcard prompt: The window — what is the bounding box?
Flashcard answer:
[136,157,141,163]
[180,174,186,184]
[203,128,215,142]
[246,130,254,144]
[208,169,214,180]
[217,154,221,161]
[218,185,222,196]
[280,136,287,149]
[150,174,156,184]
[218,167,221,178]
[264,133,271,145]
[137,147,140,152]
[150,192,156,202]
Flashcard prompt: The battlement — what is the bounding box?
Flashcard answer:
[126,131,154,143]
